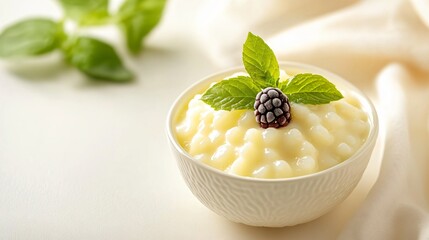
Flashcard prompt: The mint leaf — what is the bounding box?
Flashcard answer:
[242,32,279,87]
[59,0,109,26]
[280,73,343,104]
[66,37,133,81]
[118,0,167,53]
[201,76,260,111]
[0,18,61,58]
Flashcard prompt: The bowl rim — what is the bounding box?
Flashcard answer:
[166,61,379,183]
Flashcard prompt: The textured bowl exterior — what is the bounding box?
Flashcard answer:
[170,140,374,227]
[167,62,378,227]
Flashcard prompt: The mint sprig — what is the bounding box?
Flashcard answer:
[202,32,343,110]
[0,0,167,82]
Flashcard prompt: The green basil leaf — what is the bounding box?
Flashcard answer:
[118,0,167,53]
[201,76,260,111]
[0,18,61,58]
[280,73,344,104]
[242,32,279,87]
[59,0,109,26]
[66,37,133,81]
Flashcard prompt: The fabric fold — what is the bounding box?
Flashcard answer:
[338,64,422,239]
[189,0,429,238]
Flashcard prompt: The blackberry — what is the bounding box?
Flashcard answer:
[254,87,291,129]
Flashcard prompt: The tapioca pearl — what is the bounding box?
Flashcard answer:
[175,123,188,136]
[212,111,229,131]
[290,103,310,121]
[295,156,318,175]
[197,120,211,134]
[345,95,361,108]
[188,101,207,114]
[228,157,254,176]
[348,120,369,139]
[180,118,198,134]
[262,128,282,147]
[210,144,235,170]
[284,121,299,130]
[252,164,273,178]
[189,132,205,147]
[240,142,262,163]
[189,133,211,155]
[238,110,258,128]
[319,154,340,169]
[213,110,241,131]
[224,165,232,172]
[345,135,358,147]
[306,104,321,112]
[186,109,201,124]
[264,148,282,161]
[309,125,334,146]
[197,113,214,134]
[193,153,210,162]
[187,107,205,123]
[208,130,225,146]
[211,144,232,161]
[313,103,333,113]
[335,101,360,119]
[351,119,370,134]
[200,110,214,119]
[358,111,369,121]
[283,128,304,149]
[176,123,196,146]
[244,128,263,145]
[324,112,345,129]
[273,160,293,178]
[305,113,321,126]
[225,127,245,146]
[188,97,202,108]
[299,141,317,157]
[336,142,353,159]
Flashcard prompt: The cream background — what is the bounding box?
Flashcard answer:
[0,0,428,239]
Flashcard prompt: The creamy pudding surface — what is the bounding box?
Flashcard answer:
[175,71,370,179]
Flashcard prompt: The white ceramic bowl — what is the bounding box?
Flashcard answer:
[166,62,378,227]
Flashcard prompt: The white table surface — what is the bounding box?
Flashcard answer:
[0,0,383,239]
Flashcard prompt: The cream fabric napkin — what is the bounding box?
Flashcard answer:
[192,0,429,238]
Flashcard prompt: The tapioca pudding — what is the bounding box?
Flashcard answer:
[175,70,370,179]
